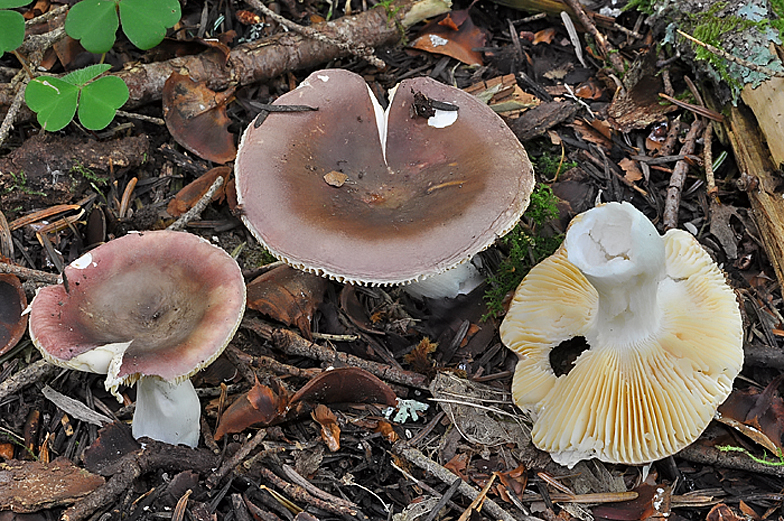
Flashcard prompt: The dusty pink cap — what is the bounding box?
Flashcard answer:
[235,69,534,286]
[29,230,246,390]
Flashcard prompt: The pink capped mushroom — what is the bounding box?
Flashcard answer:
[29,230,246,447]
[235,69,534,294]
[500,202,744,467]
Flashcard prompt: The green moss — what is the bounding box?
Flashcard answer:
[3,170,46,197]
[622,0,656,16]
[483,185,563,320]
[70,161,108,187]
[532,151,577,182]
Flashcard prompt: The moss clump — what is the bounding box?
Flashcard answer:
[483,185,563,319]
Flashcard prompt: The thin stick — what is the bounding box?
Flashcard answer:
[245,0,385,69]
[392,442,536,521]
[167,176,223,231]
[242,317,429,389]
[0,78,28,148]
[662,119,705,230]
[0,360,58,403]
[561,0,625,75]
[0,261,60,285]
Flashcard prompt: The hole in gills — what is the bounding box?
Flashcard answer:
[549,336,590,377]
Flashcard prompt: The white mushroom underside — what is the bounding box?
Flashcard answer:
[501,202,743,467]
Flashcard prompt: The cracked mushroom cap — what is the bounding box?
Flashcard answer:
[499,202,743,467]
[235,69,534,286]
[28,230,246,395]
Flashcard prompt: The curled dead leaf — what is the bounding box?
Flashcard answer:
[290,366,397,407]
[162,72,237,164]
[247,264,329,341]
[167,166,232,217]
[409,10,485,66]
[214,377,289,440]
[312,404,340,452]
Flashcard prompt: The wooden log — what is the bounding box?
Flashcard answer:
[725,103,784,288]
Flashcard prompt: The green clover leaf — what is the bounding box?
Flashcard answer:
[25,64,129,131]
[0,10,25,56]
[0,0,33,8]
[78,75,129,129]
[65,0,181,54]
[119,0,181,50]
[0,0,32,57]
[25,77,80,132]
[64,0,119,54]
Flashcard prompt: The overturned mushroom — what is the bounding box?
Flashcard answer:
[29,230,246,447]
[500,202,743,467]
[235,69,534,291]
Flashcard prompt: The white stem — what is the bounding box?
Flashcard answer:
[564,202,665,345]
[132,377,200,447]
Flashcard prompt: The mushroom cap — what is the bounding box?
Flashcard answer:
[500,202,744,466]
[235,69,534,286]
[0,274,28,356]
[29,230,246,391]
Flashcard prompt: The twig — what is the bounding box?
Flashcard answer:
[245,0,385,69]
[704,123,717,198]
[207,428,267,489]
[677,28,784,79]
[662,118,705,230]
[167,176,224,231]
[0,261,60,285]
[242,317,429,389]
[392,442,539,521]
[257,466,363,518]
[61,441,219,521]
[0,78,28,148]
[280,464,361,513]
[561,0,625,75]
[0,359,58,403]
[115,110,165,125]
[25,4,69,26]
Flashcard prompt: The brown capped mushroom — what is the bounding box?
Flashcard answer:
[500,202,744,467]
[235,69,534,290]
[0,274,27,356]
[29,230,246,447]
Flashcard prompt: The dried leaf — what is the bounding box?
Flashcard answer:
[404,337,438,374]
[574,78,605,100]
[591,483,670,521]
[717,375,784,454]
[312,404,340,452]
[339,285,384,334]
[290,366,397,406]
[706,504,744,521]
[0,458,104,513]
[162,72,237,163]
[247,264,329,341]
[167,166,232,217]
[444,453,469,480]
[618,158,643,183]
[214,377,289,440]
[373,419,400,442]
[409,10,486,66]
[83,422,141,475]
[532,27,556,45]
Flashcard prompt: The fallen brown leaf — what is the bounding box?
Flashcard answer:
[162,72,237,164]
[167,166,232,217]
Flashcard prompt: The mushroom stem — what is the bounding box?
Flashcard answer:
[402,260,484,299]
[132,377,201,447]
[564,202,666,344]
